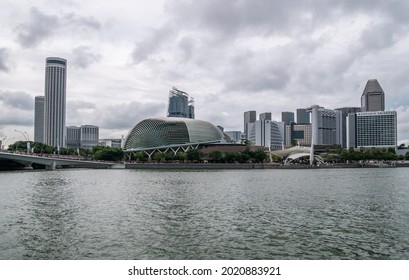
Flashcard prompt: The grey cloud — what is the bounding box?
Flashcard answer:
[0,113,33,126]
[71,46,102,69]
[226,68,290,93]
[100,101,166,130]
[222,49,291,93]
[0,90,33,126]
[178,37,195,61]
[166,0,334,40]
[68,100,96,110]
[62,13,101,30]
[131,25,177,65]
[15,7,59,48]
[166,0,409,43]
[0,48,10,72]
[0,90,33,111]
[360,21,398,51]
[15,7,102,48]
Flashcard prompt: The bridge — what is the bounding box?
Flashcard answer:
[0,151,122,170]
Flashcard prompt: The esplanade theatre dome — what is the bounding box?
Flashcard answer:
[123,117,225,151]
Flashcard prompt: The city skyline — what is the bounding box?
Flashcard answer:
[1,0,409,145]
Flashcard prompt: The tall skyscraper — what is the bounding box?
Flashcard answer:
[308,105,342,146]
[243,110,256,139]
[281,111,294,125]
[167,87,194,119]
[34,96,45,143]
[44,57,67,148]
[361,79,385,112]
[335,107,361,148]
[296,108,310,124]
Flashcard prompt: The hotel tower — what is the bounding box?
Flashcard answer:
[43,57,67,148]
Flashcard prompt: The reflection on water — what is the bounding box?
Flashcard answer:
[20,173,82,259]
[0,168,409,259]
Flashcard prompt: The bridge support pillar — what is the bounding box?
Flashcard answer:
[46,161,56,170]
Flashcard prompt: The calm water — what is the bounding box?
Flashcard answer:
[0,168,408,260]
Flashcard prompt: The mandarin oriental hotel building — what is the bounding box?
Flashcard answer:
[347,111,397,149]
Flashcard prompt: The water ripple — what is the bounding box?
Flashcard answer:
[1,168,409,259]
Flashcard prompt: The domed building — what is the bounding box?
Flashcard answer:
[123,117,226,155]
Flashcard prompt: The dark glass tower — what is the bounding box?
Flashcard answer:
[34,96,45,143]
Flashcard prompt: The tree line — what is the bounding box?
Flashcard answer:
[7,141,409,163]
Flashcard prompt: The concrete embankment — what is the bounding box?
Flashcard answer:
[125,163,357,169]
[124,162,409,170]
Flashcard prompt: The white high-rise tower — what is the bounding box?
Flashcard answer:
[44,57,67,148]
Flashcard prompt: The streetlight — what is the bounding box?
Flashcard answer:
[1,136,7,151]
[14,129,28,141]
[4,137,15,150]
[14,129,30,153]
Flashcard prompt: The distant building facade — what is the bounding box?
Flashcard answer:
[244,110,256,139]
[309,105,342,146]
[296,108,310,124]
[66,125,99,150]
[346,79,397,149]
[361,79,385,112]
[247,120,285,149]
[347,111,397,149]
[259,112,272,121]
[44,57,67,148]
[285,124,312,147]
[66,126,81,149]
[188,97,195,119]
[34,96,45,143]
[335,107,361,148]
[224,131,243,143]
[167,87,194,119]
[281,111,294,125]
[99,138,123,149]
[80,125,99,150]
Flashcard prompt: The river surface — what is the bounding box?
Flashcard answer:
[1,168,408,260]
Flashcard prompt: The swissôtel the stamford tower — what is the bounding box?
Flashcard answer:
[43,57,67,149]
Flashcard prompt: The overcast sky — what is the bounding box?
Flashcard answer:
[1,0,409,145]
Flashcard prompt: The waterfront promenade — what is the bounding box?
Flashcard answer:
[1,151,409,170]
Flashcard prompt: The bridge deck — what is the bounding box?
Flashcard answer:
[0,151,117,169]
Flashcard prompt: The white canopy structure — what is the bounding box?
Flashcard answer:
[271,146,324,165]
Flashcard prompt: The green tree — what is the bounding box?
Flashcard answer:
[253,149,267,163]
[164,152,175,161]
[209,150,222,162]
[93,147,124,161]
[176,152,186,161]
[240,152,250,163]
[186,149,201,161]
[132,152,147,162]
[152,152,165,162]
